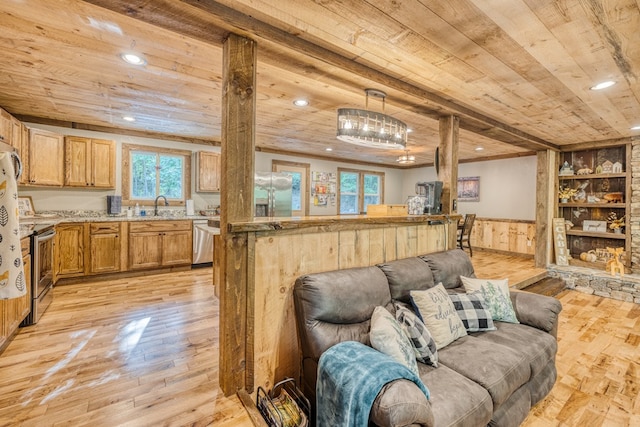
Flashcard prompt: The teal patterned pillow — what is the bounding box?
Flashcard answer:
[369,306,420,376]
[460,276,519,324]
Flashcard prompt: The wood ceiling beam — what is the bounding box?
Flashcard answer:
[82,0,559,152]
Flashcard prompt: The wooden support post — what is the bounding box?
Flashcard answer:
[535,150,557,268]
[219,33,257,396]
[438,115,459,249]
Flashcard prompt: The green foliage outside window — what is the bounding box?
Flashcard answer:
[131,151,184,200]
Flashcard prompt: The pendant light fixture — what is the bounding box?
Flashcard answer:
[336,89,407,149]
[396,149,415,164]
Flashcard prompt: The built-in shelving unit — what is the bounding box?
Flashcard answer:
[557,144,631,269]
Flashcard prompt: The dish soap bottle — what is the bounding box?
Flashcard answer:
[134,203,140,216]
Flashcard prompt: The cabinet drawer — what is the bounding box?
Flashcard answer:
[90,222,120,234]
[129,220,191,233]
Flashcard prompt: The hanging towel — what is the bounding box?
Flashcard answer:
[0,152,26,299]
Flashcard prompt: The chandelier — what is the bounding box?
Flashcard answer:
[396,150,415,164]
[336,89,407,149]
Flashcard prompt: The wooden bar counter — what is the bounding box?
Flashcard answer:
[211,213,461,396]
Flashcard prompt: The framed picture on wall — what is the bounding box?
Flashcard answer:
[457,176,480,202]
[18,196,35,217]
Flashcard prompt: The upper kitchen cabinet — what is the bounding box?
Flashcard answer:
[0,108,11,146]
[196,151,221,192]
[26,128,64,186]
[65,136,115,188]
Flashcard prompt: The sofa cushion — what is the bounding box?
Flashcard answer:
[461,276,519,324]
[471,322,557,378]
[394,302,438,367]
[411,284,467,350]
[370,306,420,376]
[418,362,493,427]
[377,257,436,303]
[294,266,392,362]
[489,383,531,427]
[438,335,531,408]
[449,292,497,332]
[419,249,476,289]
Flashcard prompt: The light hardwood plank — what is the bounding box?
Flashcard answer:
[0,268,252,427]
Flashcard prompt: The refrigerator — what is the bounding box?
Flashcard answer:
[254,172,293,217]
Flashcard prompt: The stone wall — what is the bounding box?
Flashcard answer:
[631,137,640,273]
[548,265,640,303]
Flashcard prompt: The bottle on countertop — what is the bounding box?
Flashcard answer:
[134,203,140,216]
[127,206,133,218]
[140,206,146,216]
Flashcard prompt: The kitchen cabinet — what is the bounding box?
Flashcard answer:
[0,108,11,146]
[65,136,115,188]
[27,128,64,186]
[558,144,630,270]
[0,237,31,352]
[89,222,125,274]
[55,223,87,279]
[18,124,29,185]
[196,151,221,192]
[129,221,192,270]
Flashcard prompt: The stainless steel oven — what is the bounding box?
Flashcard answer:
[21,224,56,326]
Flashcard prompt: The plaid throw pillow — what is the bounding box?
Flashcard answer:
[394,302,438,367]
[448,292,497,332]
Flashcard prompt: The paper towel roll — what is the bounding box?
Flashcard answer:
[186,199,195,216]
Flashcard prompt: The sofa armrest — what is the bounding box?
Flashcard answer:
[510,290,563,338]
[370,379,434,427]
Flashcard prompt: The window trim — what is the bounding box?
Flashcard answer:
[337,167,385,214]
[122,143,192,206]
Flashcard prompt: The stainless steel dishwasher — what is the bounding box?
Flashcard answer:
[192,220,220,265]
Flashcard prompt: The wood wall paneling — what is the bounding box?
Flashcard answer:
[470,219,536,256]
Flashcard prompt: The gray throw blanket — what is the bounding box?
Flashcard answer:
[317,341,430,426]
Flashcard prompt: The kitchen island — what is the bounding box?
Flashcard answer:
[211,213,462,396]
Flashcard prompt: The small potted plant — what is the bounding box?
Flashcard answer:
[607,212,625,234]
[558,187,577,203]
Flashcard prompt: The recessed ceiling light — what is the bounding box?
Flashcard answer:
[120,52,147,66]
[590,80,615,90]
[631,125,640,131]
[325,147,333,152]
[123,116,136,122]
[407,128,413,133]
[293,99,309,107]
[475,146,484,151]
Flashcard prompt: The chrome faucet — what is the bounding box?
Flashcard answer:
[154,195,168,216]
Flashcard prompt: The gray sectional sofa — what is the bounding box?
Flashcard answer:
[293,249,562,426]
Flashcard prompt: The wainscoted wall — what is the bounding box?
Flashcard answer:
[249,222,449,392]
[470,217,536,256]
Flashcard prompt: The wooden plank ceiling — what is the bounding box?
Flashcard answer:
[0,0,638,167]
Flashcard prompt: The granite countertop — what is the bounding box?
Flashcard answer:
[19,210,220,225]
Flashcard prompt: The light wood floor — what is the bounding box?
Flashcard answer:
[1,253,638,426]
[0,267,252,427]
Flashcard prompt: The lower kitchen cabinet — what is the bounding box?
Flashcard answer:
[55,223,87,279]
[129,221,192,270]
[1,237,31,352]
[89,222,125,274]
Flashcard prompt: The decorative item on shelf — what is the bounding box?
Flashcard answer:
[580,250,597,262]
[396,149,415,164]
[603,192,623,203]
[583,220,607,233]
[607,212,625,233]
[558,187,577,203]
[559,161,574,176]
[595,165,603,174]
[573,181,589,202]
[612,162,623,173]
[564,220,574,231]
[576,167,593,175]
[336,88,407,149]
[601,160,613,174]
[587,195,600,203]
[605,247,625,277]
